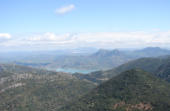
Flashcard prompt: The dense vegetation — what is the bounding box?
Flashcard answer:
[0,64,96,111]
[156,60,170,82]
[75,55,170,84]
[60,69,170,111]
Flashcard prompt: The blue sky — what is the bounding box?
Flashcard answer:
[1,0,170,33]
[0,0,170,50]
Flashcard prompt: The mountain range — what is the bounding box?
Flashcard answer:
[1,48,170,110]
[2,47,170,71]
[75,55,170,84]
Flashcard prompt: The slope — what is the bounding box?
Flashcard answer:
[75,56,170,84]
[61,69,170,111]
[0,64,96,111]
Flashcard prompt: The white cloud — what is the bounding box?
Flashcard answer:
[1,31,170,50]
[0,33,11,43]
[56,4,75,14]
[27,32,72,41]
[0,33,11,39]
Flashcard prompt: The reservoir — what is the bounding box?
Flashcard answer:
[56,68,97,74]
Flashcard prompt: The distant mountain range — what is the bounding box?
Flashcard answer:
[10,47,170,71]
[132,47,170,57]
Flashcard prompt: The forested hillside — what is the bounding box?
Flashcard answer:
[75,56,170,84]
[0,64,95,111]
[61,69,170,111]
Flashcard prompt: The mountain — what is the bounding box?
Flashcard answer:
[134,47,170,57]
[0,64,96,111]
[14,47,170,71]
[91,49,123,57]
[74,55,170,84]
[39,49,133,71]
[1,47,169,72]
[1,47,170,73]
[60,69,170,111]
[107,55,170,82]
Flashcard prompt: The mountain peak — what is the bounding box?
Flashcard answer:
[92,49,122,57]
[142,47,162,51]
[139,47,170,52]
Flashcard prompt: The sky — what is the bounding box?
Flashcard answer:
[0,0,170,51]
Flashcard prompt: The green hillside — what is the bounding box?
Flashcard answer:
[0,64,96,111]
[61,69,170,111]
[75,56,170,84]
[156,61,170,82]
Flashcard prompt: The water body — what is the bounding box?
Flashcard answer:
[56,68,96,74]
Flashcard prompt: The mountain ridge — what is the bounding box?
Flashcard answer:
[60,69,170,111]
[75,55,170,84]
[3,47,170,71]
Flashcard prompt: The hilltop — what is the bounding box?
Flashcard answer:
[61,69,170,111]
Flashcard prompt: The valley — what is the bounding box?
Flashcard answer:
[1,47,170,73]
[1,0,170,110]
[1,47,170,111]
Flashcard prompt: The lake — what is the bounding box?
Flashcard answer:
[56,68,96,74]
